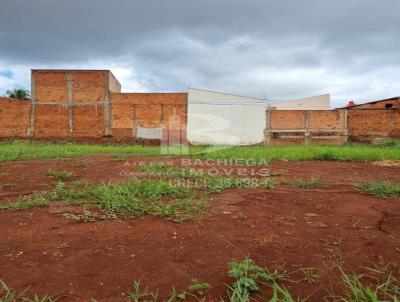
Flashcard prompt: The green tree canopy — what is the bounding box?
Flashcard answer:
[6,88,30,100]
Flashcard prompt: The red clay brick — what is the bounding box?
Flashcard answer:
[0,97,30,138]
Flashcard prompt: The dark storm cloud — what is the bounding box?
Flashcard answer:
[0,0,399,106]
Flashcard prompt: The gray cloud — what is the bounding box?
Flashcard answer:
[0,0,399,107]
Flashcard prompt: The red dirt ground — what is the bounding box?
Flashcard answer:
[0,155,399,301]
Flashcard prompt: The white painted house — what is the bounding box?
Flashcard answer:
[187,88,330,145]
[270,94,331,110]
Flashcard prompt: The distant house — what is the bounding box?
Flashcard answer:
[338,96,400,110]
[270,94,331,110]
[337,97,400,142]
[187,88,331,145]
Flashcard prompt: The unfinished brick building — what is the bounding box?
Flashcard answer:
[264,109,348,145]
[0,69,398,145]
[0,69,187,143]
[346,97,400,142]
[264,97,400,145]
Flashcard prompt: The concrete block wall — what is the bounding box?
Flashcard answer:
[265,109,347,145]
[111,93,187,142]
[0,97,30,138]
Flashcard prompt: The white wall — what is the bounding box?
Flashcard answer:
[187,88,267,145]
[273,94,331,110]
[187,89,331,145]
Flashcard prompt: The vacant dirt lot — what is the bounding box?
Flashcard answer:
[0,155,399,301]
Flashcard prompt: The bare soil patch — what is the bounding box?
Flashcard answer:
[0,156,399,301]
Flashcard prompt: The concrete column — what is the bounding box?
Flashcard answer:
[304,110,311,145]
[132,105,137,137]
[160,104,166,145]
[104,72,112,136]
[264,106,271,146]
[344,109,349,143]
[184,94,188,145]
[28,72,36,137]
[67,71,73,133]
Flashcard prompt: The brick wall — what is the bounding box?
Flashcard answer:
[72,105,105,138]
[70,71,107,102]
[35,71,68,102]
[265,110,347,145]
[111,93,187,142]
[31,70,111,139]
[0,97,30,138]
[0,70,186,143]
[348,109,400,142]
[34,104,69,138]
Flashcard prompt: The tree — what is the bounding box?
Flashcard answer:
[6,88,30,100]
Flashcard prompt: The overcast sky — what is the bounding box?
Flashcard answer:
[0,0,399,107]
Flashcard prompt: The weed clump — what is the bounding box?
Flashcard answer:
[0,280,59,301]
[47,169,76,181]
[354,181,400,198]
[286,178,328,189]
[0,193,49,210]
[55,179,205,222]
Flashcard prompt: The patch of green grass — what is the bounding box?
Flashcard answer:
[123,261,400,302]
[375,139,400,148]
[136,163,169,174]
[128,281,159,302]
[0,280,59,302]
[335,266,400,302]
[47,169,76,181]
[228,258,275,295]
[1,141,400,163]
[1,168,277,219]
[136,163,203,180]
[187,279,212,297]
[127,278,211,302]
[224,258,298,302]
[152,198,208,222]
[0,140,160,162]
[354,181,400,198]
[89,179,195,201]
[87,181,181,216]
[0,183,13,190]
[286,178,328,189]
[137,164,279,192]
[53,171,279,221]
[0,193,50,211]
[260,178,279,189]
[137,164,278,192]
[57,179,205,222]
[269,282,304,302]
[51,180,90,202]
[195,143,400,163]
[111,154,129,162]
